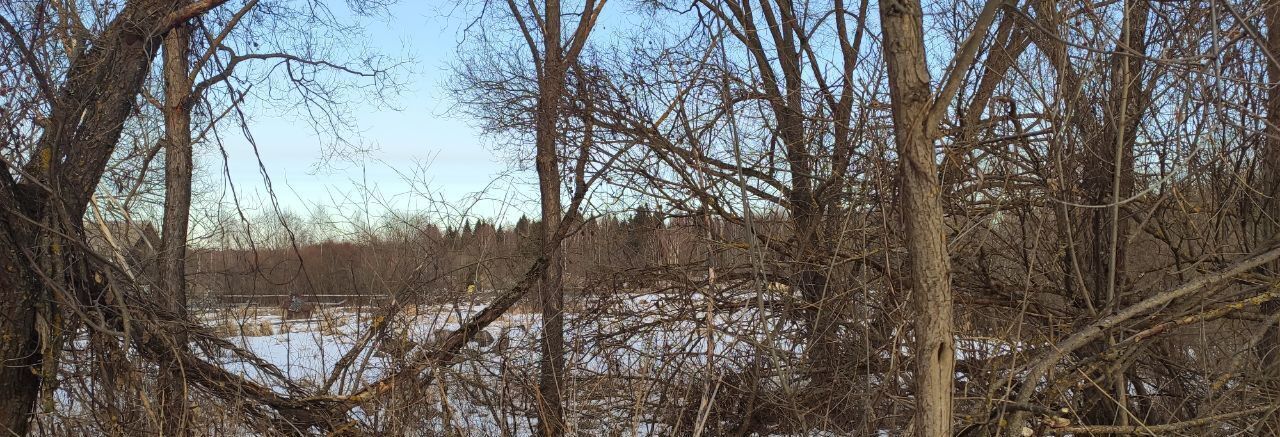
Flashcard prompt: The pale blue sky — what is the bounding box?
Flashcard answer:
[206,1,538,227]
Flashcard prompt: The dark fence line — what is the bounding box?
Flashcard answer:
[214,294,391,307]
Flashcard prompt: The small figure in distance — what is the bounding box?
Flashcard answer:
[283,292,314,320]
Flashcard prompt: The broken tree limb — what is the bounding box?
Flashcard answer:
[1003,240,1280,433]
[1055,404,1275,435]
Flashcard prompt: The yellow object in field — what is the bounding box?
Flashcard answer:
[467,284,477,293]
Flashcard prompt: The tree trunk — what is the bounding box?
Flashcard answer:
[0,1,190,432]
[878,1,954,435]
[159,19,194,436]
[535,1,567,435]
[1075,1,1147,431]
[0,221,41,436]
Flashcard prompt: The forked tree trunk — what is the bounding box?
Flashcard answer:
[878,1,954,435]
[0,1,206,433]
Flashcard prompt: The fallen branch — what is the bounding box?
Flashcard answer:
[1004,241,1280,434]
[1054,404,1275,435]
[1060,283,1280,380]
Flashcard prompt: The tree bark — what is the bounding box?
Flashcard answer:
[159,18,194,436]
[0,204,42,436]
[878,1,954,435]
[0,0,202,432]
[535,1,567,435]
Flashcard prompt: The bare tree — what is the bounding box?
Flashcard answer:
[0,1,234,432]
[533,1,571,432]
[157,15,195,434]
[13,0,1280,435]
[0,0,399,433]
[878,0,1004,433]
[453,0,605,434]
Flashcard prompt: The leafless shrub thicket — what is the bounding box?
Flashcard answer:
[8,0,1280,436]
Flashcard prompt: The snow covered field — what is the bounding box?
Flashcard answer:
[46,292,1027,435]
[203,293,823,435]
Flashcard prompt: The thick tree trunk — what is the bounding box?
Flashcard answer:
[0,1,192,433]
[0,225,41,435]
[535,1,567,435]
[159,20,194,436]
[878,1,954,435]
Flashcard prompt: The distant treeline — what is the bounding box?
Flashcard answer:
[190,206,788,303]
